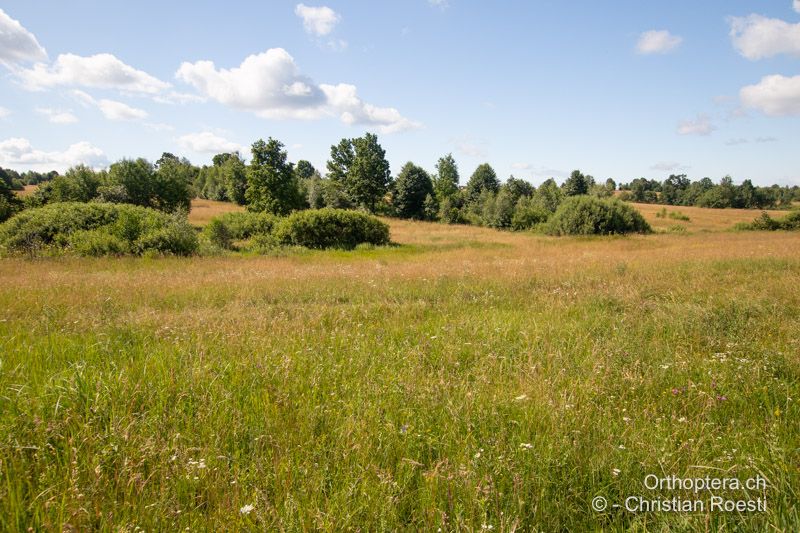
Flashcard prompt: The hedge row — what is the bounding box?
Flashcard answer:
[735,211,800,231]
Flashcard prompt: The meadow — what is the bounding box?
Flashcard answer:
[0,205,798,531]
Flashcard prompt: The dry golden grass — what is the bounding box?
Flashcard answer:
[631,202,786,232]
[14,184,39,197]
[188,198,245,226]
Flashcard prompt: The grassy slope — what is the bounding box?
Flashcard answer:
[0,216,798,530]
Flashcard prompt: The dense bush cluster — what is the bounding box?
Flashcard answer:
[545,196,652,236]
[203,209,389,250]
[736,211,800,231]
[0,202,198,256]
[274,209,390,249]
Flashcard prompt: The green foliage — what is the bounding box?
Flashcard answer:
[33,165,100,204]
[503,176,535,203]
[274,208,390,249]
[393,162,434,219]
[246,138,305,215]
[511,196,551,230]
[327,133,391,212]
[203,218,234,249]
[545,196,651,236]
[0,178,22,223]
[532,178,565,213]
[432,153,460,201]
[562,170,594,196]
[206,211,279,241]
[0,202,198,256]
[465,163,499,202]
[106,157,193,212]
[438,196,465,224]
[295,160,317,180]
[736,211,800,231]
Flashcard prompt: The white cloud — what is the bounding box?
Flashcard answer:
[677,114,715,136]
[740,74,800,116]
[0,137,106,172]
[295,4,340,36]
[0,8,47,65]
[428,0,449,9]
[35,107,78,124]
[636,30,682,54]
[0,107,10,119]
[795,0,800,14]
[177,132,243,154]
[511,162,532,170]
[451,135,488,158]
[321,83,422,133]
[729,15,800,60]
[755,136,778,143]
[18,53,170,94]
[72,90,148,121]
[176,48,420,133]
[650,162,690,172]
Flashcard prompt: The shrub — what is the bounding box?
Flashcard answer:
[0,202,198,256]
[274,208,390,249]
[206,211,279,240]
[545,196,651,236]
[736,211,800,231]
[203,218,233,249]
[511,197,551,230]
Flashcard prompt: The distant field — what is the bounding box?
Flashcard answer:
[188,198,245,226]
[15,184,39,197]
[630,203,787,233]
[1,218,798,530]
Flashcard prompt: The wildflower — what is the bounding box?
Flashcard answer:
[612,468,621,476]
[519,443,533,450]
[618,445,626,450]
[515,394,528,401]
[240,504,254,515]
[716,395,727,402]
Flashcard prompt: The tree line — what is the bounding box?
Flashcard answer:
[3,132,798,226]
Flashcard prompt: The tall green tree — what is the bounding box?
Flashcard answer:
[295,160,317,180]
[154,153,195,211]
[393,162,434,219]
[245,138,304,215]
[432,153,460,201]
[563,170,592,196]
[221,153,247,205]
[327,133,390,212]
[465,163,499,202]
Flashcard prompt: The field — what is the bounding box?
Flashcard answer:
[1,206,798,530]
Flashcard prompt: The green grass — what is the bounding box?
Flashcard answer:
[0,225,798,531]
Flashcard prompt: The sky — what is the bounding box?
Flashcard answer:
[0,0,799,186]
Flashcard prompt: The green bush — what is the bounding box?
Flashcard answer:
[511,197,551,230]
[209,211,279,240]
[736,211,800,231]
[203,218,233,249]
[274,208,390,249]
[0,202,198,256]
[545,196,651,236]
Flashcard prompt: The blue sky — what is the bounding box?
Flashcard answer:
[1,0,799,185]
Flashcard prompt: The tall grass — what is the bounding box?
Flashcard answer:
[0,222,798,530]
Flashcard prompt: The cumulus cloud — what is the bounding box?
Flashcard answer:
[729,15,800,60]
[677,114,715,136]
[17,53,170,94]
[72,90,148,121]
[177,132,243,154]
[35,107,78,124]
[0,8,47,65]
[636,30,682,54]
[0,137,106,172]
[176,48,420,133]
[740,74,800,116]
[295,4,340,36]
